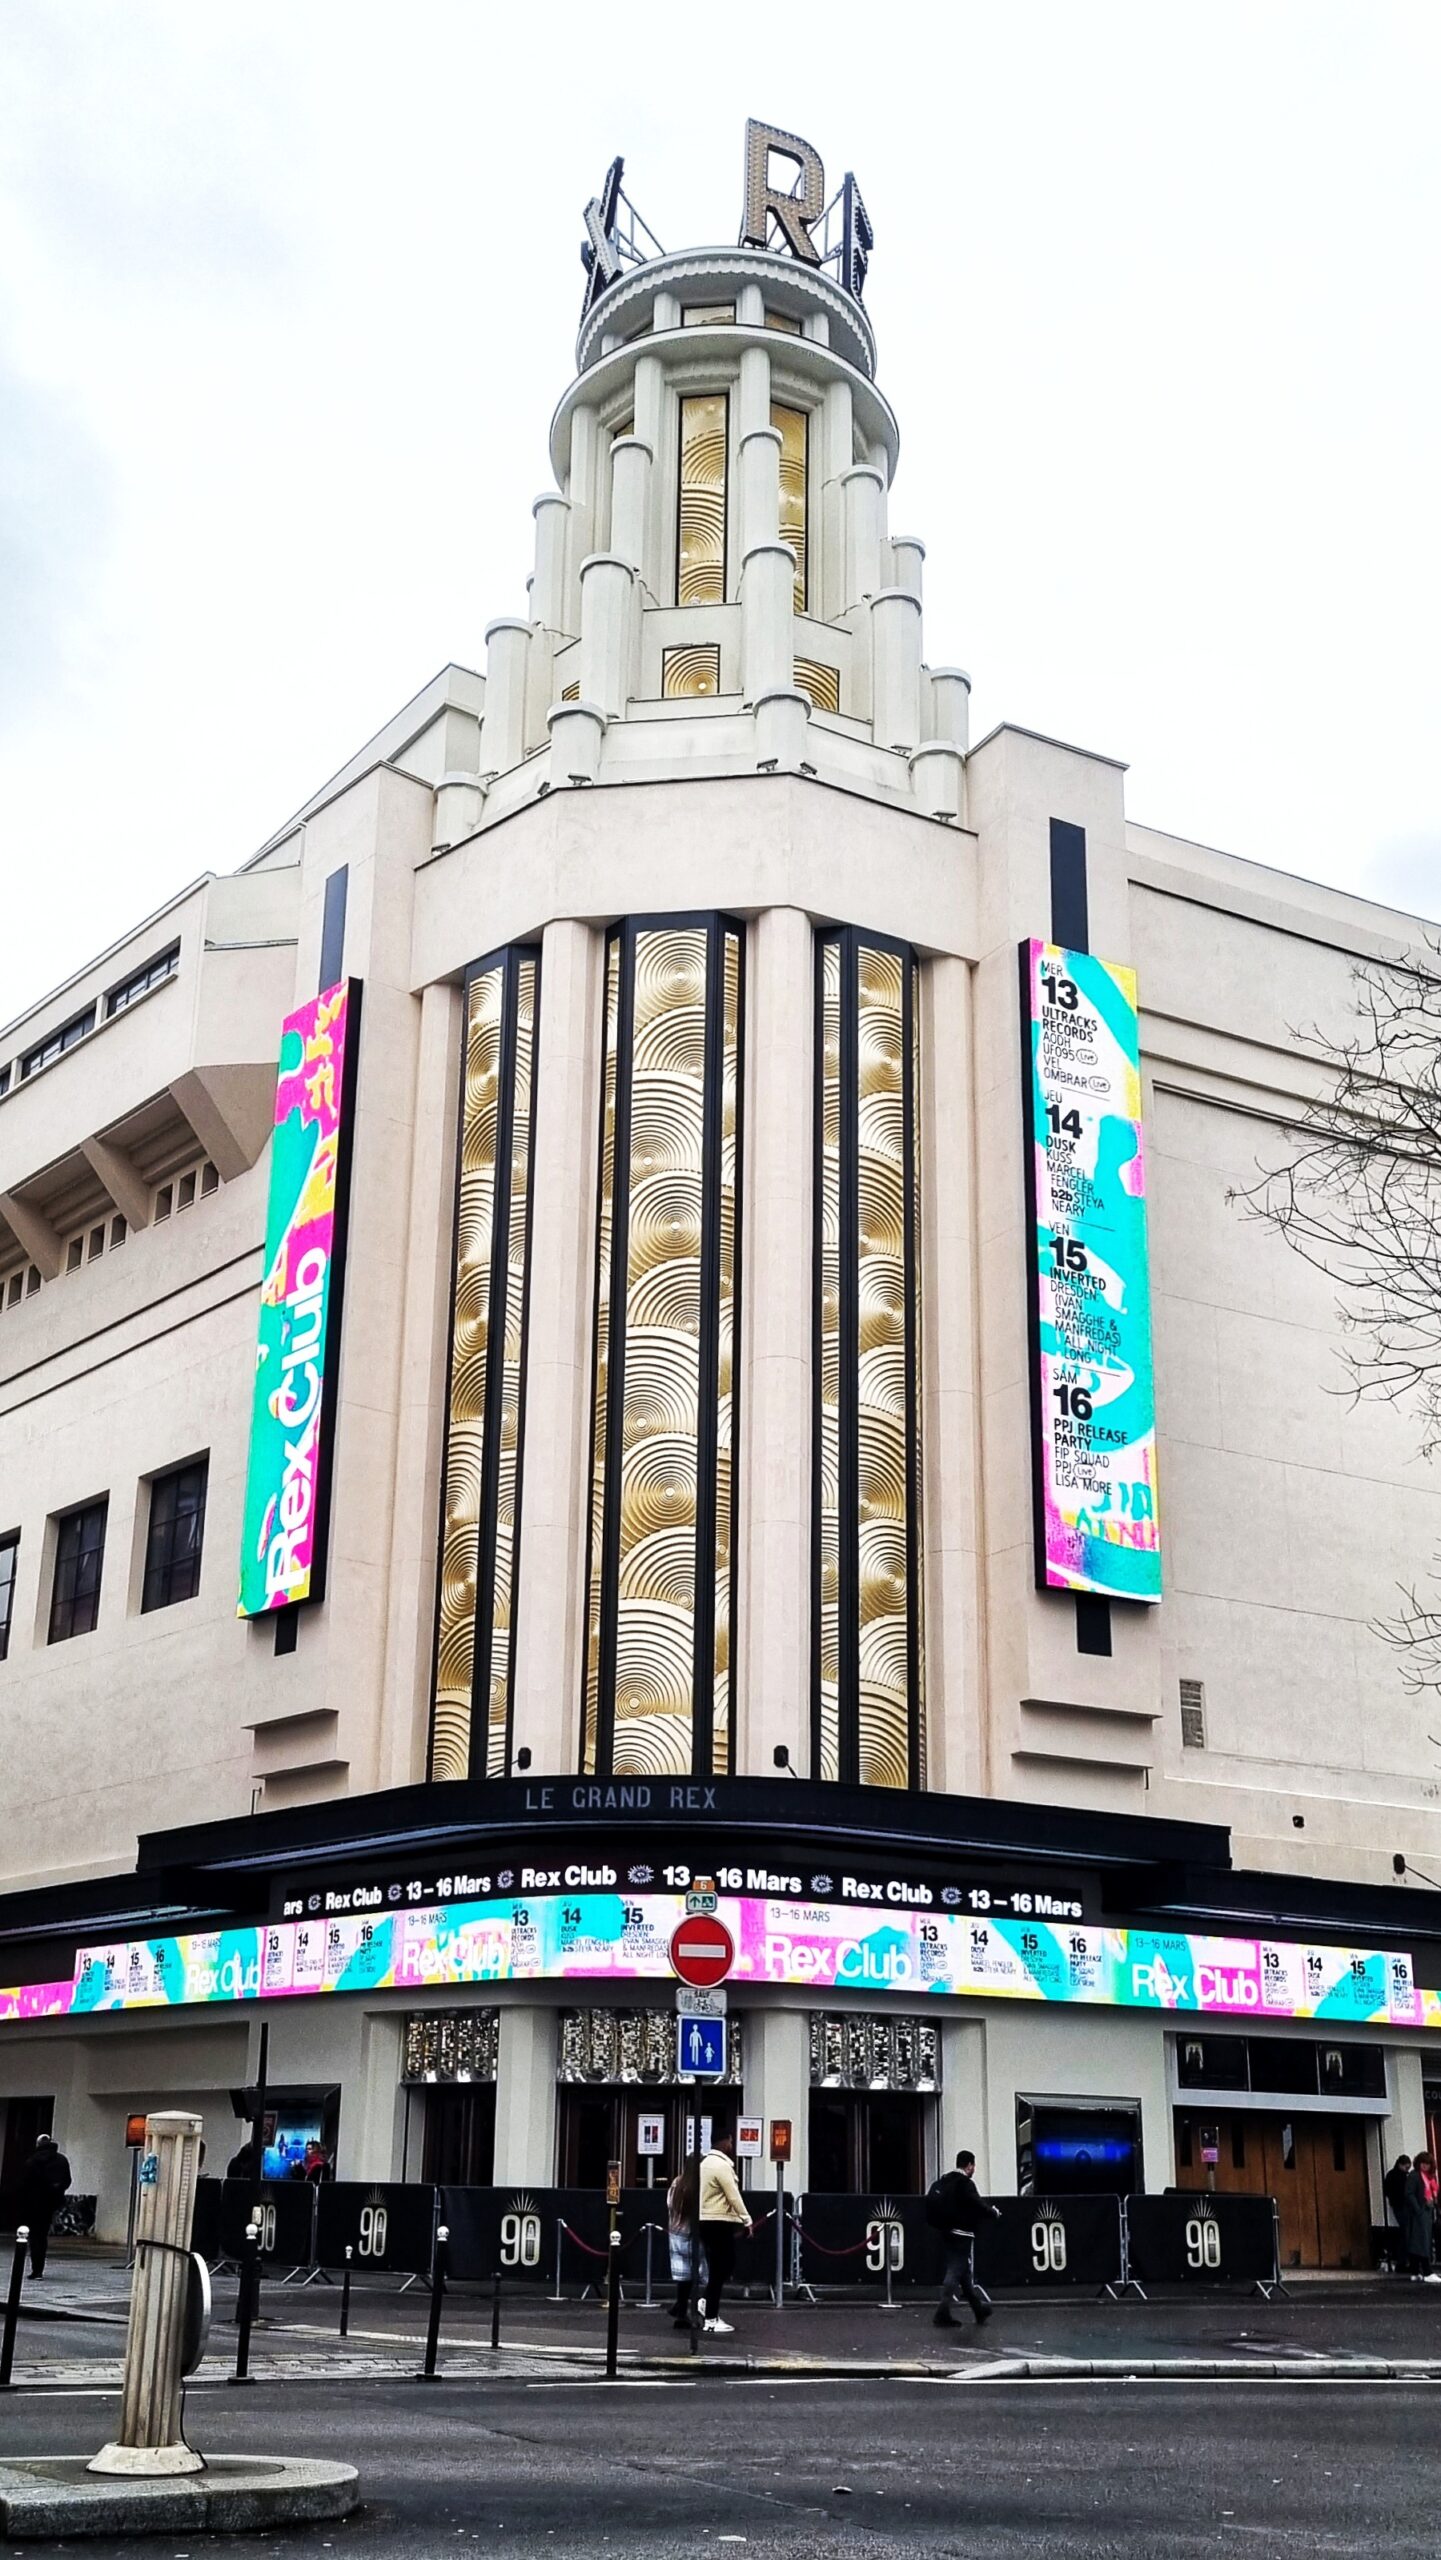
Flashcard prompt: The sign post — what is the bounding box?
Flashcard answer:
[770,2120,792,2309]
[672,1883,730,2349]
[637,2112,665,2312]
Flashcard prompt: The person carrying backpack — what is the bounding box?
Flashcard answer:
[925,2147,999,2328]
[18,2133,72,2278]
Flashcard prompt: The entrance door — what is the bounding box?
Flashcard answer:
[1175,2110,1371,2268]
[807,2093,928,2194]
[421,2085,497,2187]
[557,2089,739,2188]
[0,2097,54,2232]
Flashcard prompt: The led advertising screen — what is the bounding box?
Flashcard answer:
[238,977,359,1615]
[1022,939,1161,1600]
[33,1891,1428,2035]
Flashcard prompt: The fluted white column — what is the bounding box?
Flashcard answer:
[890,535,925,601]
[532,492,570,634]
[483,617,531,773]
[928,666,972,750]
[870,587,923,751]
[842,463,885,607]
[818,377,854,621]
[578,552,634,719]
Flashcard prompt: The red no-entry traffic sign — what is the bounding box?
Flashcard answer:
[669,1913,735,1989]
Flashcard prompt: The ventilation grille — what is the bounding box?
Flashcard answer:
[1180,1678,1206,1749]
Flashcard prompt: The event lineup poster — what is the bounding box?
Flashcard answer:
[8,1890,1429,2035]
[1023,939,1162,1601]
[238,978,358,1616]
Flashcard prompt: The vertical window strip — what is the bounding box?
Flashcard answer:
[584,918,743,1778]
[814,931,923,1789]
[815,937,842,1782]
[772,402,808,612]
[583,936,624,1773]
[677,394,728,604]
[431,949,540,1783]
[484,953,537,1776]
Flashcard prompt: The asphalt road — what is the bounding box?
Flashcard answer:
[1,2376,1437,2557]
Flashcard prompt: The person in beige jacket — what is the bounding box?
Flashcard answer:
[697,2133,752,2333]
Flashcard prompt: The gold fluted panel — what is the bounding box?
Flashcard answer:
[773,403,808,611]
[432,953,538,1783]
[678,394,727,604]
[663,644,721,699]
[585,922,741,1777]
[815,934,922,1791]
[856,946,910,1789]
[817,937,842,1782]
[795,659,840,716]
[485,955,535,1774]
[712,930,740,1761]
[583,936,623,1773]
[432,963,504,1782]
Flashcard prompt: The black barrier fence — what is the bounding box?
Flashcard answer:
[1125,2192,1279,2289]
[317,2182,437,2277]
[187,2178,1277,2296]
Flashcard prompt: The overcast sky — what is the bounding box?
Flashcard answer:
[2,1,1437,1028]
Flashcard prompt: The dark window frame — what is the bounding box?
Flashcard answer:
[48,1498,108,1643]
[0,1533,18,1662]
[104,943,180,1020]
[141,1459,208,1614]
[20,1006,96,1081]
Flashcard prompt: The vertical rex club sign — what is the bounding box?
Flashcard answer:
[238,978,360,1616]
[1021,939,1161,1602]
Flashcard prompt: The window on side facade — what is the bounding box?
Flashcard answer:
[0,1534,17,1662]
[142,1459,208,1613]
[48,1498,108,1643]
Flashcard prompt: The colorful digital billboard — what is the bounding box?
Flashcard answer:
[16,1890,1426,2034]
[1022,939,1162,1600]
[238,978,359,1615]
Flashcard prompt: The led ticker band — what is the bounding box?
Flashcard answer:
[1022,939,1162,1601]
[0,1893,1425,2033]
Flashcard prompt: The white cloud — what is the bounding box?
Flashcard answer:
[1,0,1438,1025]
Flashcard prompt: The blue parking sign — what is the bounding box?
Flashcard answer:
[678,2014,726,2078]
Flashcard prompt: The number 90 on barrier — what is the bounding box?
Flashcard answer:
[500,2210,541,2270]
[1185,2215,1223,2272]
[864,2219,902,2274]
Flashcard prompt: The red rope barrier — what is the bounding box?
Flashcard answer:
[794,2229,872,2258]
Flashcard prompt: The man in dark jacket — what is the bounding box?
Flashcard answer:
[929,2148,999,2328]
[1384,2155,1412,2229]
[18,2133,72,2277]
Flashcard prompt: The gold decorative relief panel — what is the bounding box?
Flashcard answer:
[584,918,744,1779]
[813,930,923,1790]
[431,947,539,1782]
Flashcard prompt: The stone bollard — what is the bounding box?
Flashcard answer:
[90,2112,204,2477]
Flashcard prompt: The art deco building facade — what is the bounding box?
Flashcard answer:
[1,133,1439,2266]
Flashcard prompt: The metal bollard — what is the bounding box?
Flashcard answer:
[491,2266,502,2352]
[880,2221,901,2312]
[548,2218,566,2303]
[230,2222,260,2385]
[339,2244,352,2339]
[417,2227,448,2382]
[0,2228,28,2389]
[605,2229,622,2380]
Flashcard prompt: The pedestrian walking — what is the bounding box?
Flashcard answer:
[17,2132,72,2278]
[1384,2154,1411,2235]
[1400,2151,1440,2281]
[666,2156,701,2328]
[696,2132,752,2334]
[925,2148,999,2328]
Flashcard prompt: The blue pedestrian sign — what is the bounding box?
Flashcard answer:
[678,2013,726,2078]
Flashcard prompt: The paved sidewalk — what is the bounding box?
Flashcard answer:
[12,2244,1441,2386]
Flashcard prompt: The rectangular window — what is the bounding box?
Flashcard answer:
[0,1534,17,1661]
[677,394,728,604]
[683,303,734,327]
[177,1170,197,1211]
[5,1274,21,1307]
[766,309,802,335]
[200,1161,219,1197]
[155,1184,173,1221]
[1180,1677,1206,1747]
[104,944,179,1019]
[48,1498,108,1643]
[0,1065,10,1098]
[88,1225,104,1263]
[110,1215,127,1248]
[772,403,808,611]
[66,1237,83,1273]
[25,1265,39,1296]
[20,1007,95,1080]
[662,644,721,699]
[142,1460,208,1613]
